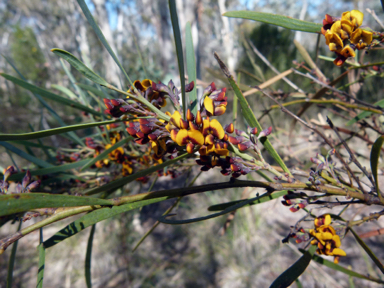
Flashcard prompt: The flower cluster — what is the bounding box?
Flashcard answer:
[0,166,40,195]
[310,214,346,264]
[322,10,373,66]
[104,79,277,179]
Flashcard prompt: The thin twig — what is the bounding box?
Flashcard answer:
[326,117,376,190]
[366,8,384,29]
[248,40,305,93]
[293,70,384,111]
[256,86,367,193]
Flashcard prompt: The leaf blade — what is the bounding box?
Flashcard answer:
[299,248,384,284]
[0,119,123,141]
[43,198,164,249]
[0,73,101,117]
[349,228,384,274]
[269,245,316,288]
[224,11,322,33]
[76,0,132,86]
[185,22,197,115]
[85,224,96,288]
[169,0,186,118]
[370,136,384,198]
[51,49,108,86]
[0,193,113,217]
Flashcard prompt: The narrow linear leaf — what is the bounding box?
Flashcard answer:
[9,140,55,150]
[169,0,186,118]
[1,55,84,145]
[81,136,132,171]
[207,190,288,211]
[158,192,280,224]
[8,159,90,181]
[213,52,291,175]
[224,11,322,33]
[6,221,22,288]
[51,84,78,100]
[370,136,384,198]
[0,119,123,141]
[85,224,96,288]
[269,245,316,288]
[299,248,384,284]
[0,73,101,117]
[0,142,53,168]
[185,22,197,115]
[43,198,163,249]
[36,244,45,288]
[349,228,384,274]
[76,0,132,86]
[76,83,107,98]
[51,49,108,87]
[347,99,384,126]
[0,193,114,217]
[85,153,190,195]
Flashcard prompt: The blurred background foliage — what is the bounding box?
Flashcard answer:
[1,0,384,287]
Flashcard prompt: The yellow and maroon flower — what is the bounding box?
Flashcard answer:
[350,28,373,50]
[310,214,346,263]
[202,87,228,117]
[175,129,204,154]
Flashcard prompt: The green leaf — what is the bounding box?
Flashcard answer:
[9,140,55,150]
[6,221,22,288]
[85,224,96,288]
[269,245,316,288]
[169,0,186,118]
[76,83,107,98]
[207,190,288,211]
[299,249,384,284]
[76,0,133,86]
[0,193,114,217]
[213,52,291,175]
[51,49,109,87]
[36,243,45,288]
[7,159,90,181]
[43,198,164,249]
[347,99,384,126]
[349,228,384,274]
[0,142,53,168]
[224,11,322,33]
[158,191,284,224]
[0,119,123,141]
[0,73,102,117]
[185,22,197,115]
[81,136,132,171]
[370,136,384,198]
[1,54,84,146]
[85,153,190,195]
[51,84,78,100]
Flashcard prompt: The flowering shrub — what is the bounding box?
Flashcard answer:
[1,3,384,287]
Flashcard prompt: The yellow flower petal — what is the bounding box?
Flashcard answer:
[204,96,215,115]
[188,130,204,145]
[209,119,225,139]
[332,248,346,256]
[351,10,364,27]
[341,19,354,35]
[332,234,341,248]
[340,45,355,58]
[361,30,373,45]
[176,129,188,146]
[141,79,152,89]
